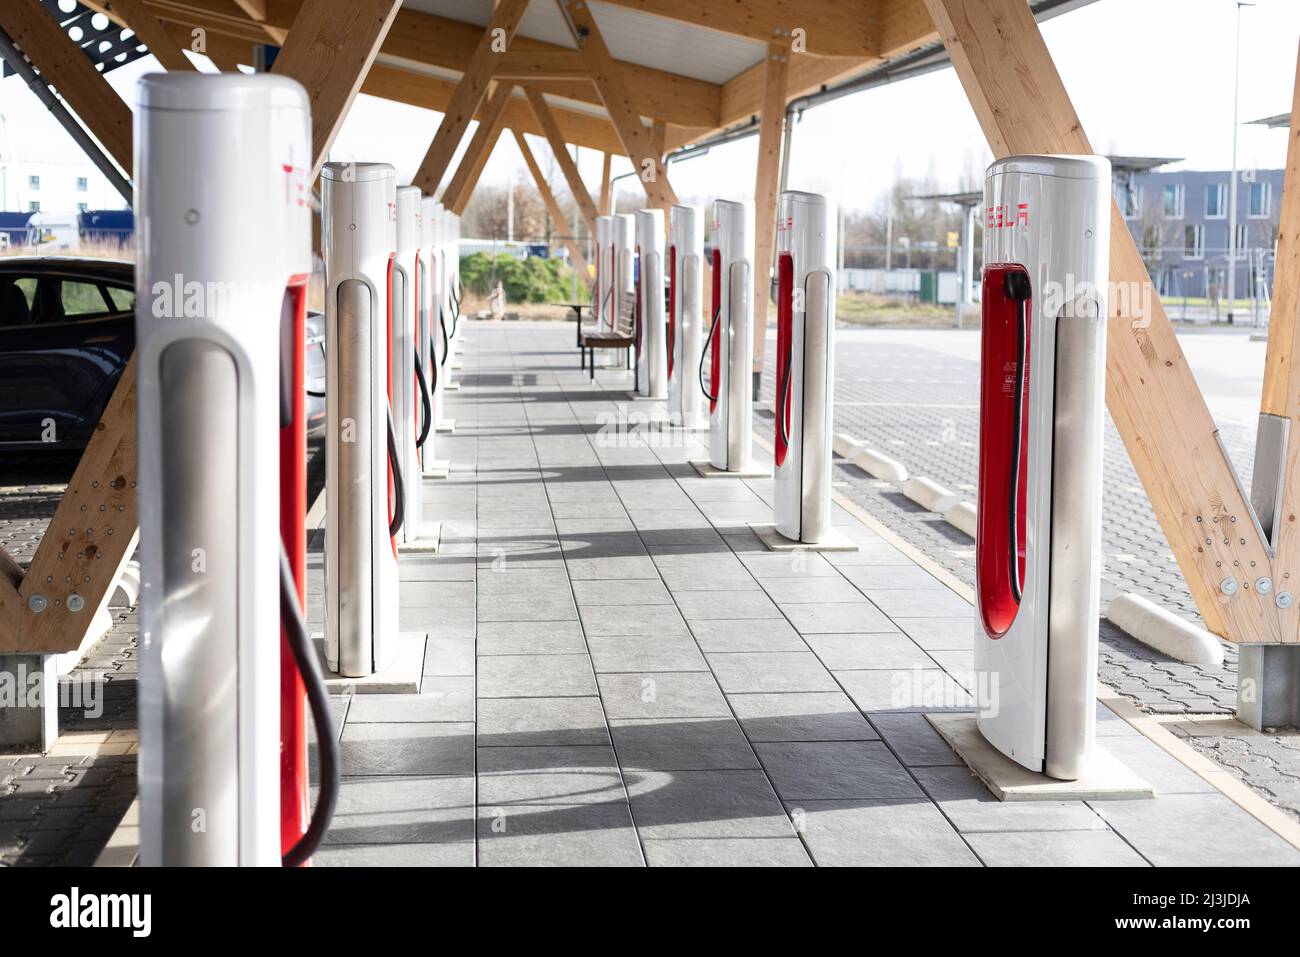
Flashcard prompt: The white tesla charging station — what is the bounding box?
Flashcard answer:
[701,199,755,473]
[595,215,614,330]
[447,210,463,341]
[137,73,310,866]
[773,190,837,543]
[422,196,448,466]
[634,208,667,398]
[669,204,706,430]
[322,162,401,678]
[613,213,635,338]
[975,155,1109,780]
[394,186,433,546]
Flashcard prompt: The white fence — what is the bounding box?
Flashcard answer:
[838,268,962,305]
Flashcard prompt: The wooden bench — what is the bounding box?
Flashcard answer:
[579,292,635,379]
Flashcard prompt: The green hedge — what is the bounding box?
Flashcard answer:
[460,252,576,304]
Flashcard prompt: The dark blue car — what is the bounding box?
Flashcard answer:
[0,256,325,451]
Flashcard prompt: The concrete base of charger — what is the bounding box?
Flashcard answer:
[689,459,770,479]
[316,631,426,695]
[398,521,443,554]
[926,713,1153,801]
[749,523,859,553]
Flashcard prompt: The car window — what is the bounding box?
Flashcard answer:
[13,277,36,309]
[105,285,135,312]
[62,280,113,317]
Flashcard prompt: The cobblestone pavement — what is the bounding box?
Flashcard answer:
[754,324,1299,822]
[0,441,326,865]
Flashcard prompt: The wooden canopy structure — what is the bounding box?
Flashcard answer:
[0,0,1298,659]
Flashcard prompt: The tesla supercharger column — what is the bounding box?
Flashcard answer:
[322,162,401,678]
[137,73,310,866]
[975,154,1110,780]
[613,214,635,364]
[669,204,706,429]
[422,196,449,458]
[595,215,614,330]
[634,209,667,398]
[700,199,755,473]
[448,211,463,341]
[394,186,432,546]
[773,191,837,543]
[435,206,458,424]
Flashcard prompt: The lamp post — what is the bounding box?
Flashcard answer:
[1227,1,1254,324]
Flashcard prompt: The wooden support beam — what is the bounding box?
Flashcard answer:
[16,358,140,654]
[751,39,791,375]
[448,128,502,217]
[557,0,677,209]
[1261,44,1300,421]
[108,0,197,71]
[514,130,592,288]
[596,0,880,57]
[598,151,613,215]
[360,60,626,154]
[1263,41,1300,635]
[0,549,21,651]
[92,1,724,128]
[230,0,287,43]
[270,0,401,179]
[523,87,598,235]
[411,0,530,196]
[443,83,515,214]
[493,49,589,79]
[650,119,667,162]
[0,0,133,174]
[924,0,1280,643]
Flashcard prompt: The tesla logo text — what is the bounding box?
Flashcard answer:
[281,163,307,208]
[986,203,1029,229]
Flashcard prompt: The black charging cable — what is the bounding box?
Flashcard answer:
[279,544,338,868]
[414,355,432,450]
[386,405,405,539]
[699,302,722,403]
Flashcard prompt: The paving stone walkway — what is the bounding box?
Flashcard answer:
[307,320,1300,867]
[752,326,1300,825]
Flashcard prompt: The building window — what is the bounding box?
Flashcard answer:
[77,177,88,192]
[1249,181,1272,218]
[28,201,40,213]
[1163,184,1184,218]
[1122,184,1143,219]
[77,202,89,213]
[1184,224,1204,260]
[28,175,39,190]
[1205,183,1227,219]
[1235,223,1248,250]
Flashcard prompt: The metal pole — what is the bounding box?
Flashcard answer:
[1227,2,1253,324]
[0,27,132,205]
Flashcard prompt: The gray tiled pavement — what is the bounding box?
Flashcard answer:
[753,325,1300,824]
[309,320,1300,867]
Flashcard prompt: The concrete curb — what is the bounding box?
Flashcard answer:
[1106,592,1225,666]
[943,501,978,538]
[852,448,909,483]
[109,560,141,609]
[831,432,864,458]
[902,476,958,513]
